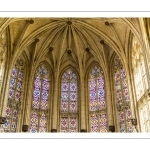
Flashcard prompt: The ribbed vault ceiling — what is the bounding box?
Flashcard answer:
[0,18,142,70]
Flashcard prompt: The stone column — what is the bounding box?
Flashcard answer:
[80,74,86,132]
[51,71,59,132]
[105,74,114,132]
[23,39,39,132]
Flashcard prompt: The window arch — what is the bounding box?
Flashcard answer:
[114,56,133,132]
[131,36,149,132]
[89,65,107,132]
[30,64,50,133]
[4,57,24,132]
[60,68,78,132]
[0,31,6,90]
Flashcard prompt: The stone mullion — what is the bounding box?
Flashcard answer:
[38,75,43,132]
[37,110,40,132]
[96,76,100,132]
[120,68,127,132]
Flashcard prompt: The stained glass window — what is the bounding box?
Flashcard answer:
[4,57,24,132]
[60,69,78,132]
[30,65,50,133]
[89,65,107,132]
[114,56,133,132]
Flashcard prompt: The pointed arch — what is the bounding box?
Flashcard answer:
[113,54,133,132]
[59,66,79,132]
[30,63,51,133]
[4,56,25,132]
[87,62,107,132]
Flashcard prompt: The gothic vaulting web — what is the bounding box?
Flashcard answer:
[4,57,24,132]
[60,69,78,132]
[114,56,133,132]
[30,65,50,133]
[89,65,107,132]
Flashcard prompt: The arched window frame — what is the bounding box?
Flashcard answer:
[131,36,150,132]
[4,57,25,132]
[30,63,51,133]
[88,63,107,133]
[113,55,133,133]
[59,67,79,133]
[0,31,6,90]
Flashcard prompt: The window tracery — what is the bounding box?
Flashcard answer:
[114,56,133,132]
[4,57,24,132]
[60,69,78,132]
[0,31,6,90]
[30,65,50,133]
[89,65,107,132]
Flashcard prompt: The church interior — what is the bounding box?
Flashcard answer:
[0,18,150,133]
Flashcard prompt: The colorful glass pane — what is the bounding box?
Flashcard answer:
[6,63,24,132]
[92,66,100,76]
[70,117,77,132]
[121,68,129,102]
[70,80,77,113]
[41,80,49,110]
[62,73,69,79]
[8,89,15,99]
[125,107,133,132]
[61,79,69,112]
[115,70,123,105]
[31,65,49,133]
[9,78,16,99]
[61,69,78,132]
[89,65,107,132]
[4,104,12,132]
[11,107,19,132]
[90,114,98,132]
[39,114,47,133]
[97,77,105,109]
[90,79,97,111]
[61,117,68,132]
[115,63,133,133]
[12,68,18,78]
[100,113,107,132]
[33,77,41,109]
[18,71,23,81]
[30,112,38,133]
[119,109,125,132]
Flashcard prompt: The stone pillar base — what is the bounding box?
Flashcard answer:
[22,125,29,132]
[51,129,57,132]
[80,129,87,132]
